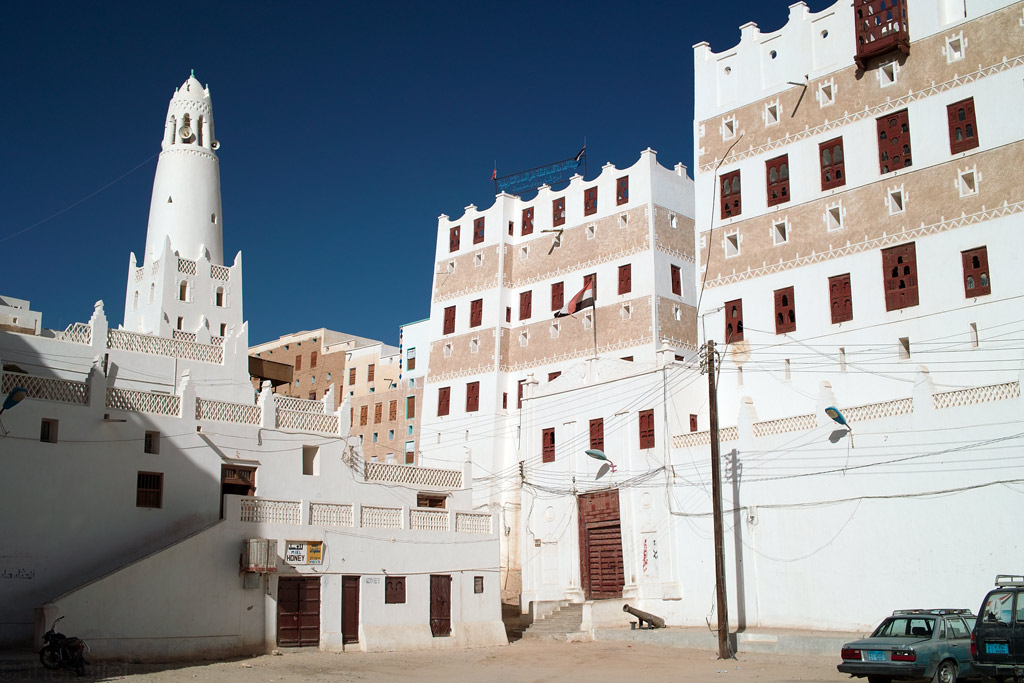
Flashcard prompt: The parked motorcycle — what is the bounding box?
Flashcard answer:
[39,615,87,676]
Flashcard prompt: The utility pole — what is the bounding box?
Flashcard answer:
[705,339,730,659]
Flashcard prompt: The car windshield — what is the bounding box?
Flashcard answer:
[983,592,1015,624]
[874,616,935,638]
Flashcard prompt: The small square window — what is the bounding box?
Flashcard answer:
[519,330,529,347]
[144,430,160,454]
[40,418,58,443]
[673,305,682,322]
[443,342,452,358]
[474,576,484,594]
[583,312,593,330]
[619,213,629,228]
[474,253,483,267]
[372,433,378,443]
[385,576,406,604]
[669,214,678,229]
[621,303,631,320]
[470,337,480,354]
[888,187,905,215]
[958,168,978,197]
[388,430,394,440]
[520,246,529,261]
[878,61,898,87]
[586,224,596,240]
[898,337,911,360]
[136,471,163,508]
[302,445,320,475]
[970,323,979,348]
[446,261,456,275]
[550,321,560,339]
[818,80,835,107]
[765,101,780,126]
[946,33,964,63]
[826,204,843,232]
[772,220,788,246]
[722,116,737,140]
[725,233,740,258]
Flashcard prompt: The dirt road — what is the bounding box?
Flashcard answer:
[2,639,850,682]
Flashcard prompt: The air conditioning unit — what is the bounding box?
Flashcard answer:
[241,538,277,573]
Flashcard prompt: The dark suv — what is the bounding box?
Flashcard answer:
[973,575,1024,681]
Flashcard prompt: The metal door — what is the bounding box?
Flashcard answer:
[578,490,625,600]
[342,575,360,644]
[430,574,452,637]
[277,577,320,647]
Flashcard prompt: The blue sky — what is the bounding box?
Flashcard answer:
[1,0,832,346]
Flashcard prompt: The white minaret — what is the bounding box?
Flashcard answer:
[123,72,243,349]
[144,71,224,265]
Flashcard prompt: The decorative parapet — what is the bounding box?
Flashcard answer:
[844,397,914,422]
[196,397,261,425]
[276,409,338,434]
[673,425,739,449]
[58,323,93,345]
[361,505,403,529]
[177,258,197,275]
[210,264,230,281]
[410,508,450,532]
[1,372,89,406]
[455,512,492,534]
[752,413,816,438]
[172,330,197,343]
[240,498,301,525]
[106,387,181,416]
[933,381,1019,410]
[309,502,354,527]
[210,335,224,346]
[107,328,223,364]
[364,461,463,489]
[274,395,325,414]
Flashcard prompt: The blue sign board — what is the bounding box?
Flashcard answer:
[496,149,586,196]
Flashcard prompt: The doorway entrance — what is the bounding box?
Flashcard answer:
[578,489,625,600]
[430,574,452,637]
[276,576,320,647]
[342,575,360,644]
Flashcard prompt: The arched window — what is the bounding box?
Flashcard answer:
[179,281,188,302]
[215,287,224,307]
[822,148,831,165]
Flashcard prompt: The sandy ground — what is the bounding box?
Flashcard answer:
[1,640,851,682]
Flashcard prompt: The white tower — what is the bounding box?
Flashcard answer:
[123,72,243,347]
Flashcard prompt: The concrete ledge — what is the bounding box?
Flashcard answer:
[595,627,861,657]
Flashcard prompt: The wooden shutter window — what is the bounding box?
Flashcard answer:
[542,428,556,462]
[522,207,534,235]
[618,264,632,295]
[584,187,598,216]
[551,282,564,311]
[720,170,741,219]
[725,299,744,342]
[854,0,910,70]
[671,265,682,296]
[947,98,979,154]
[473,217,485,244]
[310,351,318,368]
[882,242,919,311]
[470,299,483,328]
[819,137,846,190]
[360,405,368,426]
[136,471,163,508]
[349,368,356,384]
[689,414,698,432]
[616,176,629,205]
[638,409,655,449]
[406,395,416,419]
[407,348,416,370]
[466,381,480,412]
[443,306,456,335]
[961,246,991,297]
[374,402,383,423]
[552,197,565,227]
[877,109,912,174]
[774,286,796,334]
[589,418,604,452]
[389,400,397,420]
[385,576,406,604]
[449,226,460,252]
[829,273,854,324]
[766,154,790,206]
[295,355,302,371]
[438,387,451,416]
[367,364,375,382]
[519,290,532,320]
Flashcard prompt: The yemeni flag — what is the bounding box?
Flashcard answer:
[555,275,595,318]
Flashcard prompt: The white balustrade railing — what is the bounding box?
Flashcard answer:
[933,381,1019,410]
[410,508,450,532]
[1,372,89,405]
[106,387,181,416]
[277,409,339,434]
[752,413,817,438]
[210,264,230,280]
[364,461,463,489]
[310,502,354,527]
[240,498,301,525]
[107,329,223,364]
[211,335,224,346]
[58,323,92,345]
[455,512,492,534]
[361,505,402,529]
[274,395,325,414]
[177,258,197,275]
[844,397,914,422]
[172,330,197,342]
[196,397,261,425]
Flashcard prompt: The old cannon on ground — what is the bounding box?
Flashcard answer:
[623,603,666,629]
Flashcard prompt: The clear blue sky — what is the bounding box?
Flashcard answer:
[1,0,832,346]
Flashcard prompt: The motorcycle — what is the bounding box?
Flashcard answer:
[39,615,87,676]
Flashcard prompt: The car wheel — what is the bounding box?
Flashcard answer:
[932,659,957,683]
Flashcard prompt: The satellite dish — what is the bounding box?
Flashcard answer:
[178,125,193,140]
[1,387,28,414]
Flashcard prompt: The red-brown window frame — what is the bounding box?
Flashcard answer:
[349,368,356,385]
[589,418,604,452]
[829,274,853,324]
[552,197,565,227]
[449,226,460,252]
[720,170,741,219]
[616,176,629,205]
[367,364,375,382]
[437,387,451,417]
[551,282,564,311]
[443,306,456,335]
[522,207,534,236]
[877,109,912,174]
[671,265,682,296]
[389,400,397,421]
[766,154,790,206]
[854,0,910,70]
[618,264,632,295]
[961,246,991,297]
[385,576,406,604]
[584,187,598,216]
[542,427,555,463]
[470,298,483,328]
[882,242,919,311]
[819,137,846,190]
[774,286,796,334]
[294,354,302,371]
[947,98,979,154]
[519,290,532,320]
[374,402,383,423]
[359,405,368,426]
[465,381,480,412]
[310,351,318,368]
[725,299,744,343]
[473,217,485,244]
[406,395,416,419]
[638,409,655,449]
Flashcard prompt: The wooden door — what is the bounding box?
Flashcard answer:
[342,576,359,644]
[277,577,320,647]
[578,490,625,600]
[430,574,452,637]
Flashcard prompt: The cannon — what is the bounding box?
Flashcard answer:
[623,603,666,629]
